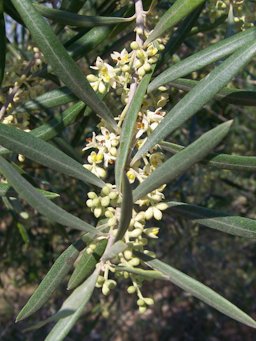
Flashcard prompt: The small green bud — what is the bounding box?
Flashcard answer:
[101,185,110,196]
[137,298,145,307]
[102,283,110,296]
[129,229,142,238]
[88,192,97,199]
[143,62,151,72]
[138,67,146,77]
[86,199,93,208]
[121,65,130,72]
[101,196,110,207]
[139,306,147,314]
[97,275,105,285]
[87,74,98,82]
[94,207,102,218]
[124,249,133,260]
[130,41,139,50]
[105,210,114,218]
[128,257,140,267]
[144,297,154,306]
[92,198,100,207]
[135,59,143,68]
[148,56,158,64]
[109,192,118,200]
[127,286,136,294]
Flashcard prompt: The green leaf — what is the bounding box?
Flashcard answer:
[101,240,128,261]
[159,3,204,65]
[0,0,6,85]
[0,156,98,233]
[10,0,117,131]
[133,121,232,201]
[132,40,256,164]
[167,201,256,238]
[31,101,85,140]
[34,4,134,28]
[0,182,59,199]
[160,140,256,171]
[165,78,256,107]
[141,255,256,328]
[114,173,133,242]
[149,28,256,92]
[115,265,166,280]
[0,123,104,188]
[16,238,86,321]
[146,0,205,44]
[0,102,85,157]
[60,0,87,13]
[45,269,99,341]
[68,238,107,290]
[115,70,154,189]
[13,86,77,114]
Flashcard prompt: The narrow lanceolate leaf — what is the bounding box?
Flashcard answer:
[159,3,204,65]
[167,201,256,238]
[101,240,128,261]
[146,0,205,44]
[68,239,107,290]
[0,156,97,233]
[0,0,6,85]
[133,121,232,201]
[141,256,256,328]
[0,124,104,188]
[0,182,59,199]
[160,141,256,171]
[34,4,134,27]
[0,102,85,157]
[13,86,77,114]
[115,70,154,189]
[114,173,133,242]
[115,265,166,280]
[166,78,256,107]
[10,0,117,131]
[16,239,86,322]
[149,28,256,92]
[60,0,87,12]
[132,40,256,164]
[45,269,99,341]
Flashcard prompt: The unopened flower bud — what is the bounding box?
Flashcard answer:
[102,283,110,296]
[138,67,146,77]
[94,207,102,218]
[124,249,133,260]
[144,297,154,306]
[130,41,139,50]
[88,192,97,199]
[87,74,98,82]
[86,199,94,208]
[143,62,151,72]
[101,196,110,207]
[128,257,140,267]
[129,229,142,238]
[139,306,147,314]
[127,286,136,294]
[137,298,145,307]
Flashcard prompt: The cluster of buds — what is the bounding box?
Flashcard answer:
[208,0,255,29]
[86,184,121,221]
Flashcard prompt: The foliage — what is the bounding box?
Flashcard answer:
[0,0,256,339]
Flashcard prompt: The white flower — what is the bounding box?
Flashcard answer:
[111,49,131,65]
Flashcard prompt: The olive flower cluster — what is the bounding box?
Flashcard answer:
[83,34,171,311]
